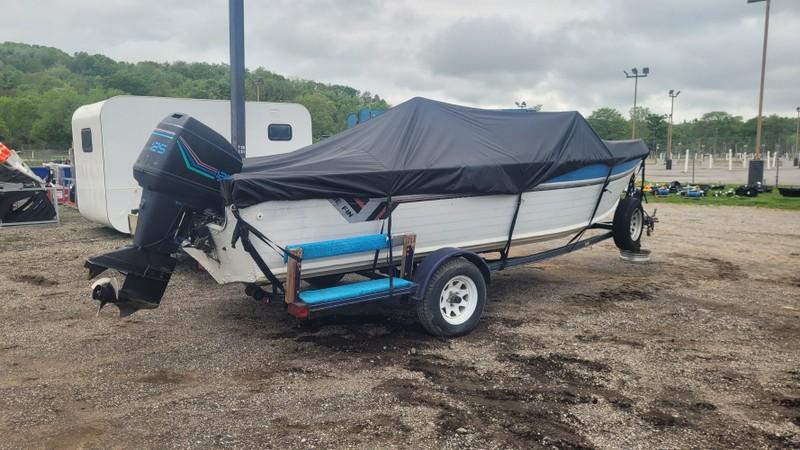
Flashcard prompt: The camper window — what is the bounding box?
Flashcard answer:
[81,128,93,152]
[268,124,292,141]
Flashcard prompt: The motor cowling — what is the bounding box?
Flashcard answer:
[86,114,242,316]
[134,113,243,211]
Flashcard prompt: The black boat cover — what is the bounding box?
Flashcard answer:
[603,139,651,163]
[224,97,648,206]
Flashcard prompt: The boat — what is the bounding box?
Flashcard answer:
[778,187,800,198]
[0,143,58,225]
[86,98,652,336]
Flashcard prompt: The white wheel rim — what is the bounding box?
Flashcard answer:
[630,208,643,241]
[439,275,479,325]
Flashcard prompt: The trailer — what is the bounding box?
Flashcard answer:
[0,143,59,227]
[71,96,312,233]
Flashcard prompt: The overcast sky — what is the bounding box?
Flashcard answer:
[2,0,798,121]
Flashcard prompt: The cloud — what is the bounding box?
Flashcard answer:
[0,0,798,120]
[423,17,552,76]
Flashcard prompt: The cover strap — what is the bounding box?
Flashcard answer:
[230,206,300,294]
[499,192,523,269]
[567,164,615,249]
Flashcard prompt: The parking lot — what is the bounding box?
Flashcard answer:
[646,158,800,185]
[1,204,799,449]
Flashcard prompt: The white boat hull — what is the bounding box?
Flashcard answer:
[184,163,638,285]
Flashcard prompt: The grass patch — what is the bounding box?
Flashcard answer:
[645,184,800,210]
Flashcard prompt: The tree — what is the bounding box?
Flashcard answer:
[0,42,396,148]
[741,115,797,154]
[628,106,653,141]
[294,92,337,141]
[67,52,118,77]
[4,41,798,153]
[693,112,744,152]
[0,116,9,142]
[644,113,667,152]
[629,106,652,124]
[0,66,24,96]
[587,108,629,140]
[0,96,39,147]
[30,89,85,148]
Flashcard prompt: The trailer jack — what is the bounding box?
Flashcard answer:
[644,208,657,236]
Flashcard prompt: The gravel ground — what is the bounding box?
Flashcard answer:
[1,205,798,449]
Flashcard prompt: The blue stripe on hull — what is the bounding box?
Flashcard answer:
[543,159,640,184]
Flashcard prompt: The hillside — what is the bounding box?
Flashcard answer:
[0,42,389,148]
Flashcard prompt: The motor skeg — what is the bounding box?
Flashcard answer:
[86,114,242,316]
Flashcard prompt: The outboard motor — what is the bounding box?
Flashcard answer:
[86,113,242,316]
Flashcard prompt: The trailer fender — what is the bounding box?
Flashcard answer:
[413,247,490,299]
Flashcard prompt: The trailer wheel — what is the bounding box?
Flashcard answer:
[613,197,643,251]
[306,273,345,289]
[416,258,487,337]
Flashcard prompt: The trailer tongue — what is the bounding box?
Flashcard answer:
[86,113,242,316]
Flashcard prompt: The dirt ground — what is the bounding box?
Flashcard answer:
[1,204,799,449]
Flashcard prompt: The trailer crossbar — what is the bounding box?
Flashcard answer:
[486,230,614,271]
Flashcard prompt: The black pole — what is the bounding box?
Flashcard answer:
[229,0,246,158]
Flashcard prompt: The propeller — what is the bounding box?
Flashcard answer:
[90,277,120,316]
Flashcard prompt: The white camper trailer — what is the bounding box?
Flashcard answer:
[71,96,312,233]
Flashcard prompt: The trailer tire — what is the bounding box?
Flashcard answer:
[306,273,345,289]
[613,197,643,251]
[416,257,487,337]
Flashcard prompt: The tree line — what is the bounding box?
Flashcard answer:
[587,106,798,156]
[2,42,797,155]
[0,42,389,148]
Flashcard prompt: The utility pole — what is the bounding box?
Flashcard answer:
[229,0,246,158]
[666,90,680,170]
[795,106,799,167]
[624,67,649,139]
[255,77,264,102]
[748,0,771,184]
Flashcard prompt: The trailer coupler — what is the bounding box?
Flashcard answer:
[86,246,175,317]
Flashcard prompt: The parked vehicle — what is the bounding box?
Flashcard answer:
[87,98,653,336]
[71,96,312,233]
[0,143,58,225]
[778,187,800,198]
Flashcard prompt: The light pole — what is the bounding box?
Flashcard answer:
[666,89,680,170]
[515,101,527,110]
[795,106,799,167]
[229,0,246,158]
[624,67,649,139]
[748,0,770,184]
